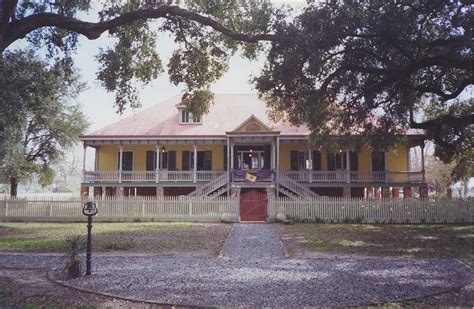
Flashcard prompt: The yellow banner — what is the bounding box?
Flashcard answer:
[245,172,257,183]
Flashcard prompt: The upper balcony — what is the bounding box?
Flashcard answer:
[83,170,225,184]
[282,170,424,184]
[81,169,424,185]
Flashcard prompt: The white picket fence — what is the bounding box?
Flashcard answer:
[0,196,472,223]
[270,197,473,223]
[0,196,238,222]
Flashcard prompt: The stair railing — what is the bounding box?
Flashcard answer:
[188,172,228,198]
[279,174,319,199]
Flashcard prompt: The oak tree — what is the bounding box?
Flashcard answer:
[0,50,88,197]
[255,0,472,163]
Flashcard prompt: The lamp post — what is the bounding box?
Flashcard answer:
[82,201,98,276]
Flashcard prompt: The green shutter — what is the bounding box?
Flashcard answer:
[312,151,321,171]
[350,151,358,171]
[146,151,156,171]
[327,154,336,171]
[290,151,299,171]
[168,151,176,171]
[264,145,271,169]
[371,151,385,171]
[204,151,212,170]
[223,145,227,170]
[182,151,190,171]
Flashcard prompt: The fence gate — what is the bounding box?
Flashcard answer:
[240,189,268,221]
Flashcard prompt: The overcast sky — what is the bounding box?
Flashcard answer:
[72,1,305,132]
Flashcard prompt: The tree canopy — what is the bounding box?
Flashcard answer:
[255,1,472,152]
[0,0,280,113]
[0,49,88,197]
[1,0,472,174]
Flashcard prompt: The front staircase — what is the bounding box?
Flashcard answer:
[187,172,318,200]
[188,172,228,199]
[278,174,319,200]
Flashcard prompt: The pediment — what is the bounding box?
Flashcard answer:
[233,115,273,132]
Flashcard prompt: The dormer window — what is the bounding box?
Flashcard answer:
[180,110,202,124]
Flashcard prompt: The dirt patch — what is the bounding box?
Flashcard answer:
[0,268,143,308]
[278,223,474,263]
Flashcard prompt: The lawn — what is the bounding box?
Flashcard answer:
[0,222,232,256]
[278,224,474,263]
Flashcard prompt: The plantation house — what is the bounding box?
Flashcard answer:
[80,94,427,216]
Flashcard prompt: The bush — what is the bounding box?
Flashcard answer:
[64,235,86,279]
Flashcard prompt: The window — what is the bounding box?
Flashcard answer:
[327,152,359,171]
[182,151,212,170]
[197,151,212,170]
[371,151,385,171]
[290,151,309,171]
[117,151,133,171]
[180,110,202,124]
[237,151,264,170]
[162,152,169,169]
[146,151,157,171]
[312,151,322,171]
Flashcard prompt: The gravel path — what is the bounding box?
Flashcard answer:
[0,223,471,307]
[222,224,286,259]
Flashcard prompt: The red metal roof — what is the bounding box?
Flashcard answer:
[83,94,309,137]
[81,94,424,139]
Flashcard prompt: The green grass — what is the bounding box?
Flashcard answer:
[281,224,474,263]
[0,222,211,253]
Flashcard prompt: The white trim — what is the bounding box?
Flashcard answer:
[231,114,273,132]
[179,110,203,125]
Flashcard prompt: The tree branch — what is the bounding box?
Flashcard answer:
[414,77,473,100]
[410,113,473,130]
[1,5,281,52]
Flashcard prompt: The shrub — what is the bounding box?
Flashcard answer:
[64,235,86,279]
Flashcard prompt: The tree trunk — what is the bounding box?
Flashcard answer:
[10,177,18,198]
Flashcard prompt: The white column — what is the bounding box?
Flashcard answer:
[346,149,350,183]
[118,145,123,183]
[155,144,160,183]
[271,138,276,170]
[230,140,234,171]
[276,136,280,193]
[193,144,198,183]
[82,143,87,182]
[227,137,230,198]
[384,150,388,183]
[421,143,425,182]
[308,142,313,183]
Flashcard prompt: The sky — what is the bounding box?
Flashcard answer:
[72,1,305,133]
[75,32,267,133]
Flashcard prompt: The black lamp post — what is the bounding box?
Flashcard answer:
[82,201,98,276]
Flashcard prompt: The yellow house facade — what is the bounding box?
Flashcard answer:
[80,94,426,199]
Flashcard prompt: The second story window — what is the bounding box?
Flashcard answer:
[180,110,201,124]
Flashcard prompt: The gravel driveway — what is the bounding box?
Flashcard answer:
[222,224,286,259]
[0,223,471,307]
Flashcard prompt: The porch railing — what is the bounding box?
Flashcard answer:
[82,170,225,184]
[83,170,424,184]
[282,171,424,184]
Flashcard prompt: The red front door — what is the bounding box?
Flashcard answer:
[240,189,268,221]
